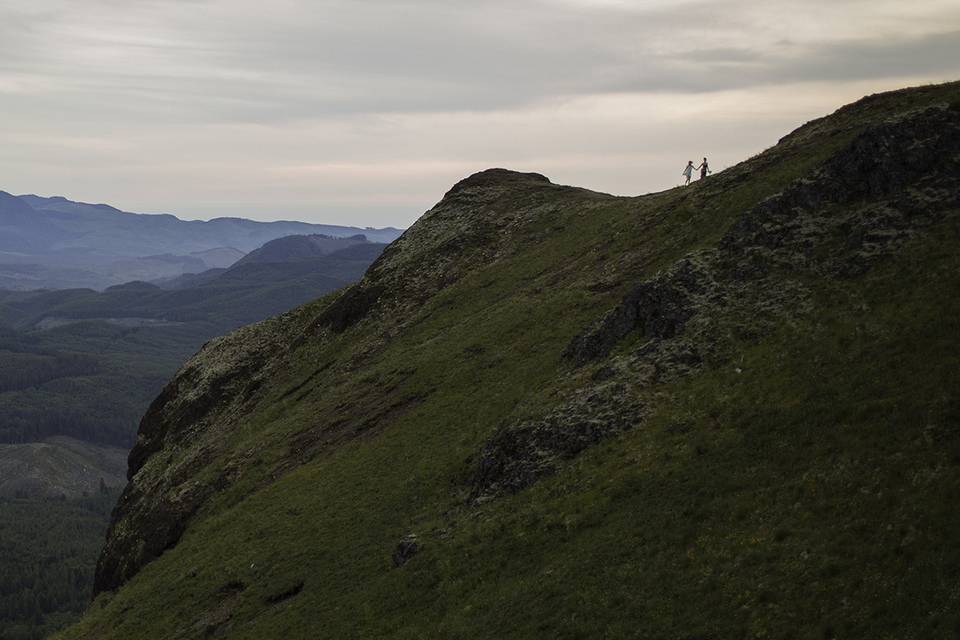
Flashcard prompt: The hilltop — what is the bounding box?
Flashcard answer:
[62,82,960,638]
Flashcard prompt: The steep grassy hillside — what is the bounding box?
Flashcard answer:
[62,82,960,639]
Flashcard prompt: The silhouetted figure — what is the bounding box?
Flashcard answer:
[697,157,710,179]
[682,160,695,186]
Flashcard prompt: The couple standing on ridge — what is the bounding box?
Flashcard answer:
[682,157,710,186]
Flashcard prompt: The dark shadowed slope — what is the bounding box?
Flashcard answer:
[61,82,960,639]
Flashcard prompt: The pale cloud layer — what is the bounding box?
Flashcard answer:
[1,0,958,226]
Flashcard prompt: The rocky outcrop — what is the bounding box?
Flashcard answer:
[95,314,302,594]
[470,105,960,502]
[562,256,716,367]
[719,103,960,281]
[470,382,647,501]
[392,535,421,567]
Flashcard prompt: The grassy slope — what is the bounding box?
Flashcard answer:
[62,82,960,639]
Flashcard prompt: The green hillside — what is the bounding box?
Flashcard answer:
[62,82,960,639]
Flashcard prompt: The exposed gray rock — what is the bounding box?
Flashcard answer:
[563,255,717,367]
[392,535,421,567]
[470,383,647,502]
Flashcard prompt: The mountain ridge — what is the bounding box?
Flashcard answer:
[231,234,374,268]
[0,193,403,290]
[63,81,960,638]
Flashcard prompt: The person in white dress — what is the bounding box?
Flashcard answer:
[682,160,695,186]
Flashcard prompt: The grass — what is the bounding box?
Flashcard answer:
[58,81,960,639]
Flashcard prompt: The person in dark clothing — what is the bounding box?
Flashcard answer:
[696,157,710,179]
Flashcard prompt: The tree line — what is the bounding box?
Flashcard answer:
[0,350,100,393]
[0,488,120,640]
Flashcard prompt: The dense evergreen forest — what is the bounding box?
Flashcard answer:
[0,322,197,446]
[0,488,121,640]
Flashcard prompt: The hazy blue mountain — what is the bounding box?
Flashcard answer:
[0,192,403,290]
[0,191,72,253]
[231,233,372,267]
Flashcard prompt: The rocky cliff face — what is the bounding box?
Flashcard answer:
[71,83,960,639]
[94,317,298,593]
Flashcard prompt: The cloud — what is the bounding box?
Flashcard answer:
[3,0,958,122]
[0,0,958,225]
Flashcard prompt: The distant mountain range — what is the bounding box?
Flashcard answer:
[0,191,403,290]
[231,233,373,267]
[0,234,388,333]
[156,233,379,290]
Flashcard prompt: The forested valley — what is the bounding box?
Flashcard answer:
[0,488,121,640]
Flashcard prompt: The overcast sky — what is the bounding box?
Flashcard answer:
[1,0,958,227]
